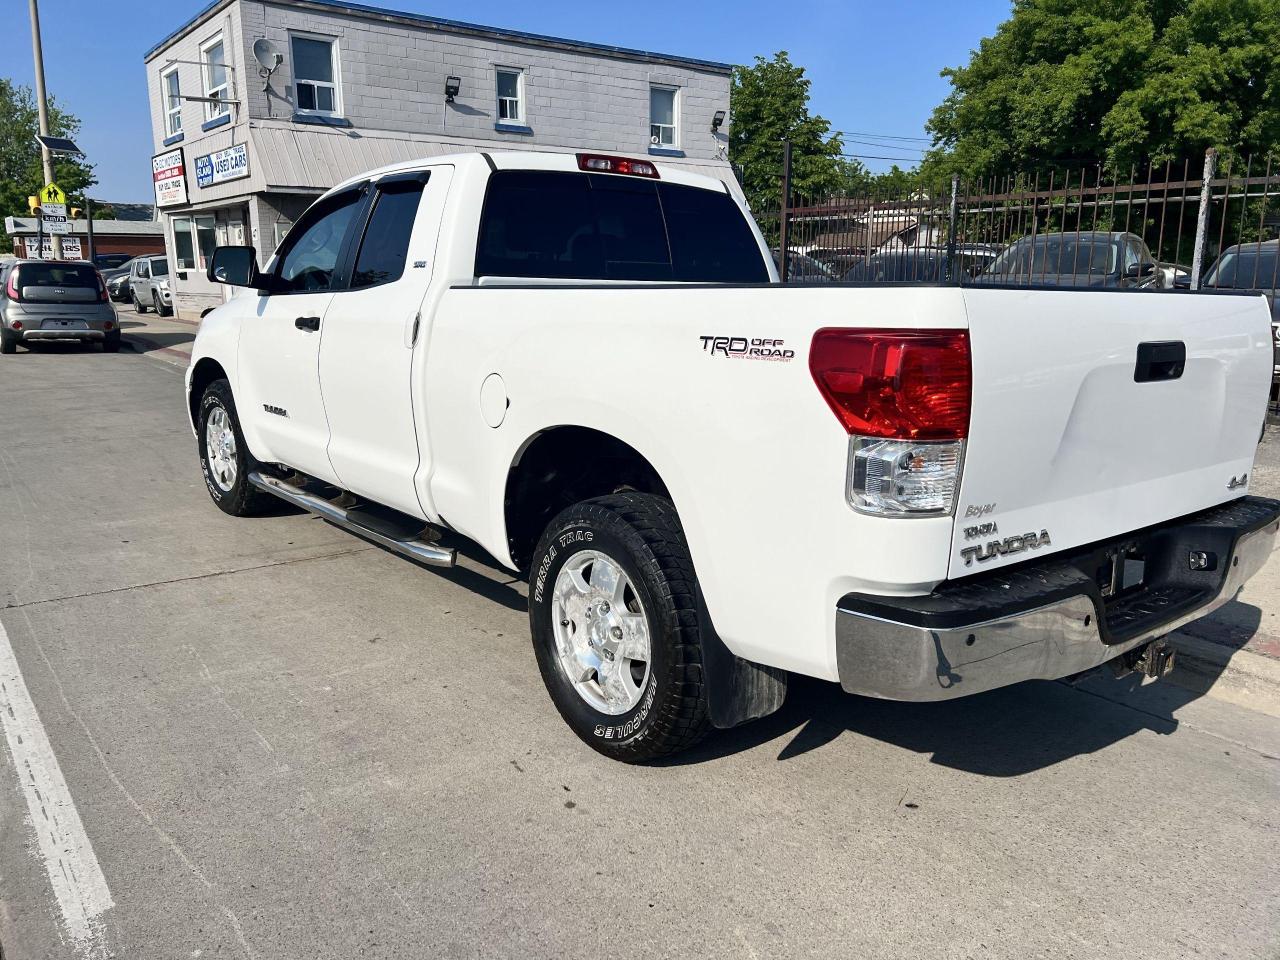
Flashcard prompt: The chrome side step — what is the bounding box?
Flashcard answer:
[247,471,456,568]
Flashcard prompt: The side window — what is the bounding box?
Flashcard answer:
[659,183,769,283]
[275,191,363,293]
[1122,239,1140,272]
[350,177,427,290]
[137,261,150,279]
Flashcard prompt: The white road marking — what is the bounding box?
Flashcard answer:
[0,615,114,952]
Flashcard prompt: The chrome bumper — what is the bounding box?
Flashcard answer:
[836,497,1280,701]
[21,328,109,340]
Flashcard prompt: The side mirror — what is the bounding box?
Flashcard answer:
[1173,275,1192,289]
[208,245,264,288]
[1125,262,1156,279]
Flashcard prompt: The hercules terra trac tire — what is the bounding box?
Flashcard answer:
[197,379,273,517]
[529,493,711,762]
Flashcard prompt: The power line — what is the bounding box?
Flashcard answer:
[841,137,928,154]
[834,130,933,142]
[839,152,924,164]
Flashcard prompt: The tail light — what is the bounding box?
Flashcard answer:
[810,328,971,516]
[95,270,108,303]
[577,154,660,178]
[5,268,21,302]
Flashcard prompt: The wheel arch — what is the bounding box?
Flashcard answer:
[187,357,229,432]
[502,425,672,573]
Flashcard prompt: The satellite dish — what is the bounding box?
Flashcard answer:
[253,38,283,72]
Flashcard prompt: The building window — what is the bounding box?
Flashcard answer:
[194,215,217,270]
[202,35,229,120]
[650,86,677,148]
[496,69,522,123]
[291,34,340,115]
[172,216,196,270]
[162,67,183,136]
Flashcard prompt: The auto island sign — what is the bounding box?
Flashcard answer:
[152,147,188,207]
[195,143,250,189]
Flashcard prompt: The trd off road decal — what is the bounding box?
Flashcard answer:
[699,336,795,361]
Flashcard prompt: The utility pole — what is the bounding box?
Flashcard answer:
[28,0,61,259]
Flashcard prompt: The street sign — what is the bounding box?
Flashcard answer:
[34,236,83,259]
[41,200,70,234]
[39,182,66,205]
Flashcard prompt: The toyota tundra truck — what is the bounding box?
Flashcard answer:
[185,150,1280,761]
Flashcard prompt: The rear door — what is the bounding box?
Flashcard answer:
[236,185,365,483]
[951,287,1274,577]
[318,167,451,517]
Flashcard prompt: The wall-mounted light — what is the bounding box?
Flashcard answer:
[711,110,726,133]
[445,76,461,103]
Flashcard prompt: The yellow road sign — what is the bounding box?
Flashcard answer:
[39,182,66,205]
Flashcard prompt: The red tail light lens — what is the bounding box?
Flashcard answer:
[95,270,109,303]
[576,153,660,178]
[809,328,971,440]
[5,268,20,302]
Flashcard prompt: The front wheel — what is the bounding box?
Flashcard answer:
[529,493,710,762]
[197,379,272,517]
[133,292,148,314]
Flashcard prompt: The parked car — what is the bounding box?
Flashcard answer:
[0,259,120,353]
[979,231,1159,287]
[772,250,835,282]
[100,256,139,302]
[130,255,173,316]
[187,150,1278,761]
[94,252,133,271]
[842,246,997,282]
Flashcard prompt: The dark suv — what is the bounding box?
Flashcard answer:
[0,259,119,353]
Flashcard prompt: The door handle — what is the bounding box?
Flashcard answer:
[295,315,321,332]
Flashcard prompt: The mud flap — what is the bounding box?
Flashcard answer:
[696,586,787,729]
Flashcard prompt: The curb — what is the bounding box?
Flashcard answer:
[122,333,191,367]
[1165,630,1280,718]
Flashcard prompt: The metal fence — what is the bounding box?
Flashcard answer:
[755,147,1280,420]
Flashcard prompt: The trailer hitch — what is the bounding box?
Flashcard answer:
[1110,637,1177,681]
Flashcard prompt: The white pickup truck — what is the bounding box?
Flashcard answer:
[187,150,1280,761]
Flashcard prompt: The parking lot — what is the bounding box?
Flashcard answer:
[1,337,1279,960]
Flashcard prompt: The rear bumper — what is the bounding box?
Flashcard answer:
[835,496,1280,701]
[20,328,114,341]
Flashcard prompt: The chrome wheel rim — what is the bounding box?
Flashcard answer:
[551,550,651,715]
[205,406,238,492]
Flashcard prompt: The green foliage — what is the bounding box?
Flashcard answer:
[0,78,96,218]
[925,0,1280,176]
[730,52,847,209]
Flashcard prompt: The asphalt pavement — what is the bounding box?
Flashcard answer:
[1,343,1278,960]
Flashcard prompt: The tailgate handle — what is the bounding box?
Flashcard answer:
[295,315,321,332]
[1134,341,1185,382]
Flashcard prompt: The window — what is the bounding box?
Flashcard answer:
[496,69,522,122]
[475,171,769,282]
[291,34,339,115]
[649,86,677,147]
[276,191,363,293]
[16,263,100,288]
[202,36,229,119]
[172,217,196,270]
[152,257,170,278]
[134,260,149,279]
[162,67,183,136]
[351,178,427,289]
[194,215,218,271]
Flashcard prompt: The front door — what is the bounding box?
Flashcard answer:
[236,186,365,483]
[319,168,449,516]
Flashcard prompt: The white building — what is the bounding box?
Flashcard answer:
[144,0,735,317]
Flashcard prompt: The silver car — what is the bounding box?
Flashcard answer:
[0,259,119,353]
[129,255,174,316]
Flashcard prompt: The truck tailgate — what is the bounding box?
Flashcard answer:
[952,288,1274,578]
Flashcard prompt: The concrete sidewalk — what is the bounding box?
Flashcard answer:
[115,304,1280,716]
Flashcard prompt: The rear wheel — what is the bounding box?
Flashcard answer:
[197,379,272,517]
[0,332,16,355]
[529,493,711,762]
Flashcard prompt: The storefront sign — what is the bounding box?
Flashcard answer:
[152,148,188,207]
[33,236,84,259]
[195,143,249,189]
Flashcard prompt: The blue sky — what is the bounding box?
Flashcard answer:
[2,0,1010,202]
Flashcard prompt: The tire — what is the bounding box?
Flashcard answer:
[133,292,148,314]
[197,379,273,517]
[529,493,711,762]
[102,333,121,353]
[0,333,15,355]
[154,293,172,317]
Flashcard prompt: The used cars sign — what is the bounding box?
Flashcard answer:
[195,144,250,189]
[152,148,187,207]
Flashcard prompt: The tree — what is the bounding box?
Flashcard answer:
[0,78,96,218]
[924,0,1280,175]
[730,52,847,210]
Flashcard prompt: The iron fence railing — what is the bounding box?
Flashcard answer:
[754,147,1280,421]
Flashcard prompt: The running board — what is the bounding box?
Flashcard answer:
[247,471,456,568]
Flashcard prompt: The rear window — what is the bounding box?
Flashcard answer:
[475,170,768,283]
[16,263,100,288]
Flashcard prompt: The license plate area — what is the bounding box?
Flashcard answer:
[1094,541,1146,601]
[40,319,90,331]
